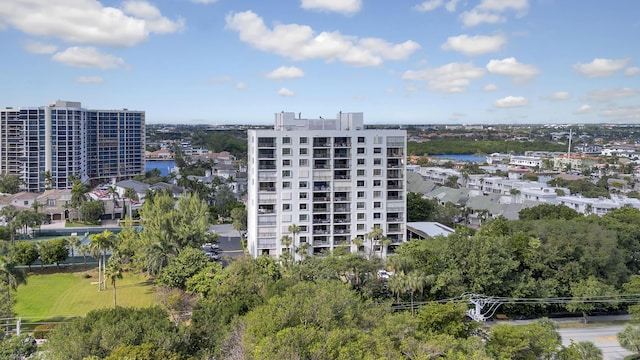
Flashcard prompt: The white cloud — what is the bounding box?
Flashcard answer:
[300,0,362,15]
[459,10,504,27]
[600,105,640,121]
[225,11,420,67]
[0,0,183,47]
[486,57,539,82]
[587,88,638,102]
[573,104,594,115]
[442,34,506,56]
[278,87,295,97]
[75,76,105,83]
[445,0,460,12]
[52,47,127,69]
[266,66,305,80]
[414,0,442,12]
[625,67,640,77]
[573,58,630,78]
[477,0,529,13]
[23,40,57,54]
[540,91,571,101]
[460,0,529,27]
[494,96,528,108]
[235,82,247,90]
[483,83,497,91]
[402,62,485,93]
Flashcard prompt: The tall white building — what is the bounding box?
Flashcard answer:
[247,112,407,258]
[0,101,145,192]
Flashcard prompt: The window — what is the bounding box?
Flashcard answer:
[282,181,291,189]
[282,148,291,155]
[282,159,291,166]
[374,158,382,165]
[299,192,308,199]
[357,147,365,154]
[374,213,381,219]
[357,202,365,209]
[300,226,307,232]
[282,170,291,178]
[299,214,308,221]
[373,169,382,176]
[48,199,56,206]
[283,204,291,211]
[357,191,365,198]
[358,137,365,143]
[299,159,308,166]
[282,137,291,144]
[300,137,308,144]
[374,191,382,198]
[357,169,365,176]
[357,159,365,165]
[357,224,366,231]
[374,147,382,154]
[357,180,365,187]
[299,203,307,210]
[299,181,308,188]
[374,202,382,208]
[357,213,366,220]
[299,236,307,242]
[299,148,308,155]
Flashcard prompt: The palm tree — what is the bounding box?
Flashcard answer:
[366,226,385,258]
[105,255,123,308]
[352,236,364,253]
[573,341,603,359]
[107,185,120,220]
[88,230,115,290]
[66,235,82,267]
[280,235,293,264]
[70,178,88,221]
[0,256,27,330]
[288,224,301,260]
[387,271,406,303]
[379,238,392,258]
[144,239,177,276]
[405,271,428,316]
[618,325,640,354]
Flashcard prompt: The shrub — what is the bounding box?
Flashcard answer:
[33,323,58,339]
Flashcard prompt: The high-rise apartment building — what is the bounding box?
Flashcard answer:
[0,101,144,192]
[247,112,407,258]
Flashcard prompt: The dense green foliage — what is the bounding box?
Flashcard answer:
[191,130,247,159]
[408,139,566,156]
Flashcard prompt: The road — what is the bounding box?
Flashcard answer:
[558,326,633,360]
[211,224,244,258]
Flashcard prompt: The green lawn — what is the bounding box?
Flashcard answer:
[15,268,156,318]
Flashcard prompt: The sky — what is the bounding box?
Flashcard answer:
[0,0,639,125]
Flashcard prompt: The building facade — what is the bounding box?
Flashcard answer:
[0,101,144,192]
[247,112,407,259]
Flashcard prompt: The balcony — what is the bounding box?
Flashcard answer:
[387,224,403,233]
[313,149,330,159]
[333,225,350,234]
[313,160,330,169]
[334,160,350,169]
[313,205,330,213]
[387,170,403,179]
[313,138,331,147]
[313,225,330,235]
[334,149,350,158]
[257,206,275,214]
[258,138,276,148]
[334,205,351,213]
[313,194,330,202]
[334,215,351,223]
[334,170,350,180]
[258,150,275,159]
[387,159,402,168]
[334,137,351,147]
[387,148,404,157]
[334,192,350,201]
[313,216,331,224]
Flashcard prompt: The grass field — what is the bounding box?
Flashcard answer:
[15,267,156,318]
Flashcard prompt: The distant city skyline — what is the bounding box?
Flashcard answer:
[0,0,638,125]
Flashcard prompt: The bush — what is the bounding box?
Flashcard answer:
[82,273,92,279]
[33,323,58,339]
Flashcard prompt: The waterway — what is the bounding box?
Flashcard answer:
[432,154,486,163]
[145,160,176,176]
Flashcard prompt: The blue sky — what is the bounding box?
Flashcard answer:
[0,0,638,125]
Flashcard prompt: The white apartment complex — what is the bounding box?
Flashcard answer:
[247,112,407,258]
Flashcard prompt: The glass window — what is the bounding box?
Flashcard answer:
[282,159,291,166]
[300,192,308,199]
[357,202,365,209]
[357,213,366,220]
[283,181,291,189]
[358,137,365,143]
[357,159,365,165]
[357,169,365,176]
[373,169,382,176]
[357,180,365,187]
[357,191,365,198]
[373,180,381,186]
[282,148,291,155]
[374,158,382,165]
[374,213,381,219]
[299,181,308,188]
[357,147,365,154]
[300,137,308,144]
[282,137,291,144]
[282,170,291,177]
[374,147,381,154]
[299,159,308,166]
[374,202,382,208]
[299,148,308,155]
[299,203,307,210]
[283,204,291,211]
[357,224,365,231]
[374,191,382,198]
[299,214,308,221]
